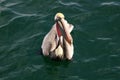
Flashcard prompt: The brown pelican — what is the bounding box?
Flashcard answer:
[41,13,74,60]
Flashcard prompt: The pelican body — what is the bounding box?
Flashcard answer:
[41,13,74,60]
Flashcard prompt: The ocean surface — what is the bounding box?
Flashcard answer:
[0,0,120,80]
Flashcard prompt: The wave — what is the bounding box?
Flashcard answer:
[4,1,22,7]
[0,8,43,29]
[58,0,82,7]
[100,1,120,6]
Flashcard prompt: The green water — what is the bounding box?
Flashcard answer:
[0,0,120,80]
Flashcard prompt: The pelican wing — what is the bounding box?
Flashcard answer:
[41,25,58,56]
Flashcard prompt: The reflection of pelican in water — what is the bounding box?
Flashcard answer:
[41,13,74,60]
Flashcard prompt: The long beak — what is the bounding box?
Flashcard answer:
[57,19,72,45]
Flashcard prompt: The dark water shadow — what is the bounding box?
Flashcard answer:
[36,48,71,68]
[42,56,71,67]
[35,48,72,79]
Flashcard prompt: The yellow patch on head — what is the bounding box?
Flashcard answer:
[55,12,65,19]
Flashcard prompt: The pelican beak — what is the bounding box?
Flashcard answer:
[55,13,72,44]
[55,18,72,45]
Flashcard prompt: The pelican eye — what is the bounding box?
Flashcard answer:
[55,17,61,22]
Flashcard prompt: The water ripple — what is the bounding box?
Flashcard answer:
[25,65,43,72]
[4,2,22,7]
[0,77,8,80]
[16,32,44,43]
[108,14,120,22]
[82,57,97,63]
[0,0,6,3]
[96,66,120,74]
[0,8,40,28]
[7,32,44,52]
[10,9,37,17]
[96,37,112,41]
[0,16,23,28]
[58,1,82,7]
[67,75,82,80]
[100,2,120,6]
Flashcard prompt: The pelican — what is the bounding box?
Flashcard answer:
[41,13,74,60]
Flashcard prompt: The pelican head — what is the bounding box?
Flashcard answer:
[54,13,65,21]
